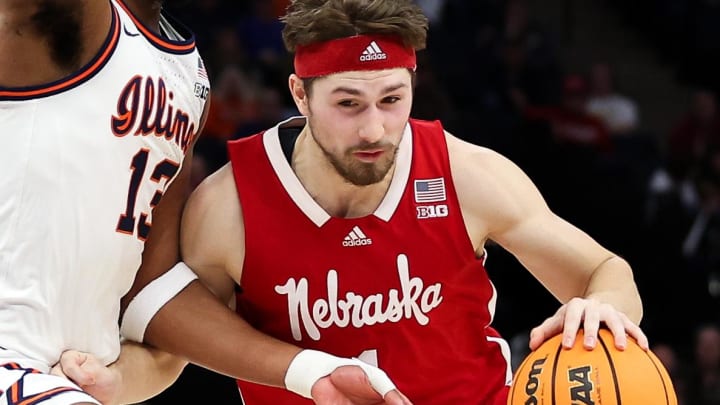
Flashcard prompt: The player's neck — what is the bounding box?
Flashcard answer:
[0,0,111,86]
[292,127,396,219]
[122,0,162,33]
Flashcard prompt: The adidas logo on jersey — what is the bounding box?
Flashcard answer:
[360,41,387,62]
[342,226,373,247]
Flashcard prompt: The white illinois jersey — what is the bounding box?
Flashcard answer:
[0,0,209,370]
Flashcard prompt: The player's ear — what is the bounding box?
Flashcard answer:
[289,74,310,116]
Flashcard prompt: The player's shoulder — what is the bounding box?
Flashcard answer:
[186,163,247,239]
[444,130,517,174]
[448,136,552,244]
[446,129,543,220]
[182,163,245,278]
[187,164,237,214]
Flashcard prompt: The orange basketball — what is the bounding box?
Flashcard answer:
[508,329,677,405]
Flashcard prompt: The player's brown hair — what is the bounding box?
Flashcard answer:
[281,0,429,52]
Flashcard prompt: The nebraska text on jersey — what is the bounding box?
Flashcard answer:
[274,254,444,341]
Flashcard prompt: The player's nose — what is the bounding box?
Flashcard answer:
[357,107,385,143]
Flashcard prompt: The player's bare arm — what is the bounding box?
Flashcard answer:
[0,0,111,86]
[137,164,411,405]
[446,132,647,350]
[143,163,302,385]
[179,164,243,304]
[114,154,195,403]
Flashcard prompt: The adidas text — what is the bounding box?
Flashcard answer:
[360,53,387,62]
[342,238,373,247]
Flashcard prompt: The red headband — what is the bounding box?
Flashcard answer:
[294,34,417,78]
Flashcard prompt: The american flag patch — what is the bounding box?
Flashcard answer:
[197,58,208,80]
[414,178,446,203]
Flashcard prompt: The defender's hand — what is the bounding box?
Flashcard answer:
[51,350,122,405]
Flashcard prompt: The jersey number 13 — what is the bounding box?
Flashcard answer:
[116,149,180,240]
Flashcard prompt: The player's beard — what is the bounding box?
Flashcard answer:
[308,121,398,186]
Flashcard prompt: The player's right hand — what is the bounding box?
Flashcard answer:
[51,350,122,405]
[528,297,648,352]
[311,365,412,405]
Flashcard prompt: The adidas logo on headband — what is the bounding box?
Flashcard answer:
[294,35,416,78]
[360,41,387,62]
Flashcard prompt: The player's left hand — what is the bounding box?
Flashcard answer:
[528,297,649,352]
[51,350,122,405]
[311,365,412,405]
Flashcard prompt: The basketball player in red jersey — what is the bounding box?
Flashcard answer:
[102,1,647,405]
[222,2,649,403]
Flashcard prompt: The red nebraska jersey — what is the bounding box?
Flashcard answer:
[228,117,511,404]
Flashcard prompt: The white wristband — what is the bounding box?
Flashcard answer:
[120,262,198,342]
[284,349,397,399]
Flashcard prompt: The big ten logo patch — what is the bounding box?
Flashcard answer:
[194,82,209,100]
[416,204,448,219]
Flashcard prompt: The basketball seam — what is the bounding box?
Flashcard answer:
[550,341,563,405]
[598,335,622,405]
[642,350,671,405]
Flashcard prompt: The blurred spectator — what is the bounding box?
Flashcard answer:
[416,0,447,25]
[681,147,720,310]
[235,87,295,138]
[502,0,562,106]
[428,0,504,107]
[667,89,720,182]
[687,324,720,405]
[411,53,458,129]
[202,26,250,78]
[166,0,248,51]
[197,65,262,172]
[203,65,260,141]
[586,62,640,136]
[237,0,286,67]
[522,74,611,151]
[641,147,720,350]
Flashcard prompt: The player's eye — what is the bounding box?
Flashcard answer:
[382,96,401,104]
[338,100,357,107]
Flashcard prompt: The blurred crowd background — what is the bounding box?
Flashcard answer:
[146,0,720,404]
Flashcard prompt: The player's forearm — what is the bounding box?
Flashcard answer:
[112,341,187,404]
[582,255,643,323]
[143,281,302,387]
